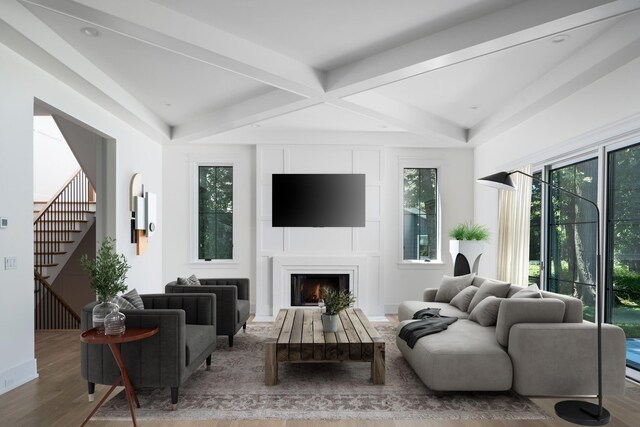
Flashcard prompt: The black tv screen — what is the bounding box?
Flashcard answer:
[272,174,365,227]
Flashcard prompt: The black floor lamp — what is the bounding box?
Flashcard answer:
[477,170,610,426]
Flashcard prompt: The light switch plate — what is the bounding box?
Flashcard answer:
[0,217,7,228]
[4,257,17,270]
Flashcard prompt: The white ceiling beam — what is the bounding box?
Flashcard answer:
[21,0,325,97]
[172,90,319,144]
[1,0,170,142]
[331,93,466,145]
[326,0,640,98]
[469,11,640,145]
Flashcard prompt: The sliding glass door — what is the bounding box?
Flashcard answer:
[547,158,599,322]
[606,143,640,372]
[529,171,542,286]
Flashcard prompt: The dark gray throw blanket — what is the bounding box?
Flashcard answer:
[398,308,458,349]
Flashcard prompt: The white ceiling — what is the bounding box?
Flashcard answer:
[4,0,640,146]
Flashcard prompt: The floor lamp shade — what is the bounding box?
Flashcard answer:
[477,170,610,426]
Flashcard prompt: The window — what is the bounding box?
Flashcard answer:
[529,171,542,286]
[403,167,438,261]
[198,165,233,260]
[547,158,599,322]
[606,142,640,372]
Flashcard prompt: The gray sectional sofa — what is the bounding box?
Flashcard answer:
[396,275,627,396]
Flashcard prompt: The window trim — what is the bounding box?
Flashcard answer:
[398,158,443,266]
[190,158,239,266]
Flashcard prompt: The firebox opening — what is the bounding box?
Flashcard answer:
[291,273,349,306]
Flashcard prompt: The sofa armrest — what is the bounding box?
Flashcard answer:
[508,323,627,396]
[81,303,187,387]
[495,298,565,346]
[423,288,437,302]
[141,293,216,326]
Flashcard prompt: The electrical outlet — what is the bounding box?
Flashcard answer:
[4,257,17,270]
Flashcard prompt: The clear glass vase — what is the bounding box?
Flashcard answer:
[92,298,118,331]
[104,307,126,336]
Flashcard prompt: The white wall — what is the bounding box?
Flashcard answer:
[161,144,256,305]
[33,116,79,201]
[0,43,163,395]
[382,147,474,313]
[474,57,640,279]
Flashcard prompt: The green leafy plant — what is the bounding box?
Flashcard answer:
[321,287,356,316]
[449,222,491,241]
[80,237,130,301]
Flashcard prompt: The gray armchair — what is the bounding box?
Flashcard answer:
[80,293,216,408]
[165,278,250,347]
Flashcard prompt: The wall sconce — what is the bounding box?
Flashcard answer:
[129,173,156,255]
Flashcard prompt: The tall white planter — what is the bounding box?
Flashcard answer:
[449,240,485,276]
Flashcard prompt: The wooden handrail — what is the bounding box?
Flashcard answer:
[34,167,82,223]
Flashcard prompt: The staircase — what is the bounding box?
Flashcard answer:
[33,169,95,329]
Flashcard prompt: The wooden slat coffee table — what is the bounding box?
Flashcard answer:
[264,308,385,385]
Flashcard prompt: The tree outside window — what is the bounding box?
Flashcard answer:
[403,168,438,261]
[198,166,233,260]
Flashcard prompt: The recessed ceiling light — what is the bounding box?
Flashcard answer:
[378,124,389,129]
[161,102,172,107]
[551,34,570,44]
[469,105,480,110]
[251,124,261,128]
[80,27,101,37]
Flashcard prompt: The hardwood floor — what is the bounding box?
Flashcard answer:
[1,328,639,427]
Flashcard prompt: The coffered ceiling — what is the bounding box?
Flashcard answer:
[3,0,640,146]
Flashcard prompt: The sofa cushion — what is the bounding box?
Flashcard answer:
[396,319,512,391]
[178,274,201,286]
[469,296,504,326]
[510,284,542,299]
[122,288,145,309]
[540,291,583,323]
[398,301,469,322]
[435,273,476,302]
[112,294,136,310]
[449,286,478,312]
[467,279,511,313]
[237,299,250,324]
[185,324,216,366]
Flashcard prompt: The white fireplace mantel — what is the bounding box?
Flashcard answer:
[270,255,367,317]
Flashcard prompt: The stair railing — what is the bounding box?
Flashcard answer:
[33,168,92,279]
[33,168,92,329]
[34,271,80,329]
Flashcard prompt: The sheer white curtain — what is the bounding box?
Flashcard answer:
[496,165,533,285]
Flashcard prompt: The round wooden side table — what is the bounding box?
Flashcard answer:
[80,327,159,427]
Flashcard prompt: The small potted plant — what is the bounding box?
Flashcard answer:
[321,287,356,333]
[448,222,490,275]
[80,237,130,331]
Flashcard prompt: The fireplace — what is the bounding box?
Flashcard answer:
[291,273,350,306]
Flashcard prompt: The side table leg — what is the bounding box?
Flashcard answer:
[80,377,121,427]
[108,343,140,426]
[371,341,385,385]
[265,340,278,386]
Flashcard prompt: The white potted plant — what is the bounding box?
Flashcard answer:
[321,287,356,333]
[448,222,490,275]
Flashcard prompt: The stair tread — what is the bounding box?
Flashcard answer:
[34,241,74,244]
[37,219,89,223]
[35,263,59,267]
[34,230,82,233]
[34,251,66,255]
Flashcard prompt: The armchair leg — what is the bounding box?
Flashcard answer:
[171,387,179,411]
[228,335,234,347]
[243,322,247,332]
[206,355,212,371]
[88,382,95,402]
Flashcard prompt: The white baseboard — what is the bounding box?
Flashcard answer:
[0,358,38,396]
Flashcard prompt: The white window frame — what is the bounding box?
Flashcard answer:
[398,158,443,266]
[190,156,239,265]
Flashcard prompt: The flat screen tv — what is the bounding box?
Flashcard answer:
[272,174,365,227]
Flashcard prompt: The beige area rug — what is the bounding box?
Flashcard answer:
[95,323,549,421]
